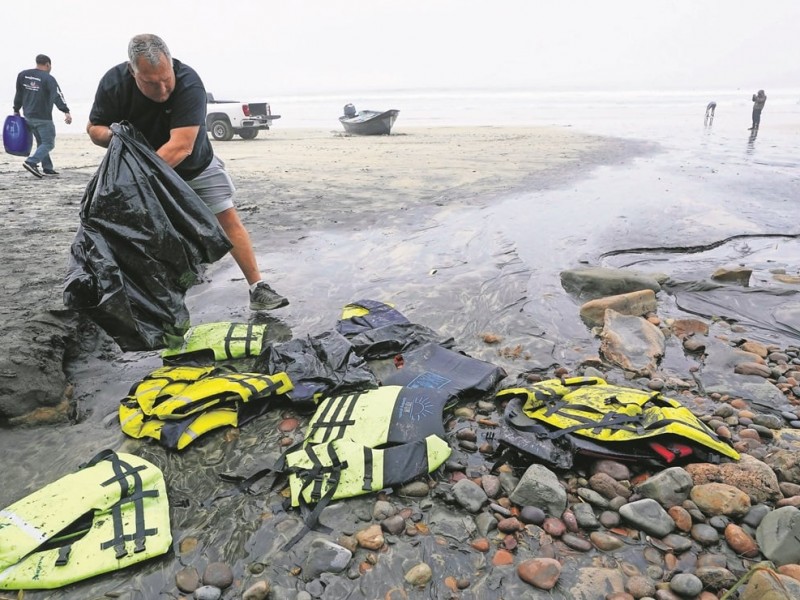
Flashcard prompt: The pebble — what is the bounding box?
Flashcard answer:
[519,505,546,525]
[669,573,703,597]
[517,557,562,590]
[202,562,233,590]
[193,586,221,600]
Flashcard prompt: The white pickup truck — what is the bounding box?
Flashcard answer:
[205,93,281,141]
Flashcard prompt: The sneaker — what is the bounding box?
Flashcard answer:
[42,169,59,176]
[23,161,43,178]
[249,281,289,311]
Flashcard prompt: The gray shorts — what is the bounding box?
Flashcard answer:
[186,155,235,214]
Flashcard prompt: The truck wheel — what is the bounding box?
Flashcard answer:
[238,129,259,140]
[210,119,234,141]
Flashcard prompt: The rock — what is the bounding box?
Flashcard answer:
[241,580,270,600]
[482,473,501,498]
[560,267,662,301]
[517,557,562,590]
[599,310,665,376]
[724,523,759,557]
[176,566,201,593]
[381,515,406,535]
[694,566,737,590]
[689,482,751,518]
[756,506,800,566]
[396,481,430,497]
[690,523,720,545]
[670,318,709,339]
[589,472,632,499]
[452,478,488,513]
[592,459,631,481]
[635,467,693,508]
[711,266,752,286]
[519,505,546,525]
[373,500,397,520]
[0,313,76,426]
[193,586,221,600]
[669,573,703,597]
[509,464,567,517]
[404,562,433,587]
[661,533,693,553]
[687,456,783,504]
[625,575,656,598]
[562,533,592,552]
[471,538,490,552]
[618,499,675,537]
[764,449,800,485]
[580,289,658,327]
[667,505,693,532]
[577,487,611,509]
[202,562,233,590]
[543,517,566,537]
[492,549,514,566]
[302,539,352,580]
[572,503,600,530]
[740,568,800,600]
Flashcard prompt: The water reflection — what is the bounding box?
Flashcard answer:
[746,127,759,152]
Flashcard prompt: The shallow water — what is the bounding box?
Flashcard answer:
[2,94,799,599]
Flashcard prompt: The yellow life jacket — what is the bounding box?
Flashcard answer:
[120,365,293,450]
[497,377,739,461]
[0,451,171,590]
[161,322,267,363]
[241,386,452,550]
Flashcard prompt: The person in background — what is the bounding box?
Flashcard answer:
[705,101,716,118]
[13,54,72,178]
[750,90,767,130]
[86,33,288,312]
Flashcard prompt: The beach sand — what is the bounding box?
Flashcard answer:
[1,125,634,352]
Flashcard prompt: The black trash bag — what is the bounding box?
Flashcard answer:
[63,122,232,351]
[335,299,455,360]
[382,342,507,398]
[253,330,379,410]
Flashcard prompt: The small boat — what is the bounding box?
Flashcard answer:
[339,104,399,135]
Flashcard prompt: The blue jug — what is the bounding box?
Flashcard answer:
[3,115,33,157]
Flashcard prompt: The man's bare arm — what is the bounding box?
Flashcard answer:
[157,125,199,167]
[87,123,113,147]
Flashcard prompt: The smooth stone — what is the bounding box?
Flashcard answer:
[517,557,562,590]
[193,586,222,600]
[669,573,703,597]
[202,562,233,590]
[520,505,546,525]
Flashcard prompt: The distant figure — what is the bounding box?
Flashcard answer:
[13,54,72,178]
[750,90,767,130]
[705,101,716,118]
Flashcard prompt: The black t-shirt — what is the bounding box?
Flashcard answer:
[89,58,212,180]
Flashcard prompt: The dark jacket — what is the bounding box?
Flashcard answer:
[13,68,70,120]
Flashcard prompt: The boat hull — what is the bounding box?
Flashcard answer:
[339,109,399,135]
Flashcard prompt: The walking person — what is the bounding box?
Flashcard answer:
[749,90,766,130]
[13,54,72,177]
[86,33,288,312]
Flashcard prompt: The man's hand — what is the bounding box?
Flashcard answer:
[64,112,72,125]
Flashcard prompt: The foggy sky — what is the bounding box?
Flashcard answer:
[2,0,799,104]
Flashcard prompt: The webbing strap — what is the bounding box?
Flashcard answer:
[546,411,644,439]
[362,447,374,491]
[97,454,158,558]
[282,444,345,551]
[224,323,261,359]
[308,392,359,443]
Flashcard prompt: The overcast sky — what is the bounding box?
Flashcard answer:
[3,0,799,105]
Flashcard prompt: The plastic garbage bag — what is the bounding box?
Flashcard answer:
[253,330,379,410]
[382,342,507,398]
[63,122,232,351]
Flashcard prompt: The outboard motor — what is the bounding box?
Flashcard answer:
[343,103,357,118]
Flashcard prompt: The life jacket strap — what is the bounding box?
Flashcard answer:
[97,454,158,558]
[282,444,345,551]
[224,322,262,360]
[362,447,374,491]
[308,392,360,443]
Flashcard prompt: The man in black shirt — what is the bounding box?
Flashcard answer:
[13,54,72,177]
[87,34,288,312]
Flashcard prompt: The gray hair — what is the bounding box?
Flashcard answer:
[128,34,172,72]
